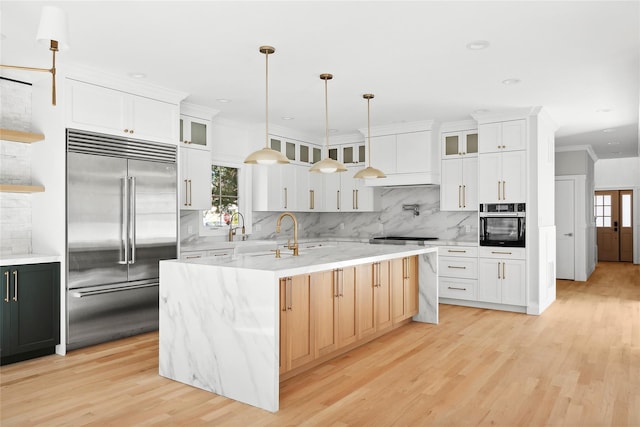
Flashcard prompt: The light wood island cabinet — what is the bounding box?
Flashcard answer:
[391,256,419,323]
[279,275,314,374]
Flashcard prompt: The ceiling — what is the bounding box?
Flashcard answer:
[1,1,639,159]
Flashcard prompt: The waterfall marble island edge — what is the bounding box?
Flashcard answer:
[159,244,438,412]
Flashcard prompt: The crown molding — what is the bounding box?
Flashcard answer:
[181,102,220,120]
[358,120,436,137]
[439,119,478,133]
[555,144,599,162]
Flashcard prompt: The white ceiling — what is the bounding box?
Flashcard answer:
[1,1,639,159]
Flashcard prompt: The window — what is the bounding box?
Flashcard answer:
[202,165,239,230]
[594,194,612,227]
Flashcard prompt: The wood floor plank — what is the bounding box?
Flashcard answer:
[1,261,638,426]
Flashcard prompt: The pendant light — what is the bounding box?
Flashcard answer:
[309,73,347,173]
[354,94,386,179]
[244,46,289,165]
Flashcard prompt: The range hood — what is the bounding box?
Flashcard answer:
[363,172,440,187]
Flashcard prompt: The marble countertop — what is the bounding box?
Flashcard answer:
[169,242,437,278]
[1,254,62,266]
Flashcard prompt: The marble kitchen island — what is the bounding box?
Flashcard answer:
[159,242,438,412]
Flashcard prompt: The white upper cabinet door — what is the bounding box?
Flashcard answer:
[462,157,478,210]
[67,80,128,135]
[478,152,501,203]
[441,130,478,159]
[308,170,324,211]
[369,135,397,174]
[340,172,356,212]
[500,151,526,203]
[67,79,178,144]
[396,131,430,174]
[295,165,311,212]
[129,95,178,144]
[180,115,211,151]
[180,147,211,211]
[478,120,526,153]
[281,165,297,211]
[440,159,463,211]
[322,172,341,211]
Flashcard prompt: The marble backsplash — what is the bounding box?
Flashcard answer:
[181,185,478,248]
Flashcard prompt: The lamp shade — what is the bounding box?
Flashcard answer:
[36,6,70,50]
[244,147,289,165]
[353,165,386,179]
[309,157,348,174]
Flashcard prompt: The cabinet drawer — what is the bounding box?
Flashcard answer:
[438,256,478,279]
[439,246,478,258]
[180,251,206,260]
[439,278,477,301]
[479,247,525,260]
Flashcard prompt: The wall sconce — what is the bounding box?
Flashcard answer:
[0,6,70,106]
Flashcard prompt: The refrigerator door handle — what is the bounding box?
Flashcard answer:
[119,177,129,265]
[129,176,136,264]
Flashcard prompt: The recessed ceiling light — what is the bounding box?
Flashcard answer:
[217,98,231,103]
[603,128,616,133]
[466,40,490,50]
[502,78,521,85]
[129,72,146,79]
[596,108,612,113]
[281,116,294,121]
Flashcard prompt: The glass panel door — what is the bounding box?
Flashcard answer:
[190,121,207,147]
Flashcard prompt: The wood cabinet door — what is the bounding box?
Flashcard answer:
[390,258,406,323]
[357,263,376,339]
[337,267,358,348]
[406,256,419,317]
[311,271,337,358]
[288,275,314,370]
[375,261,393,331]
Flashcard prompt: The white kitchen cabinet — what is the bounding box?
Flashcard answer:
[67,79,178,144]
[396,131,432,174]
[340,143,366,166]
[478,151,526,203]
[478,120,526,153]
[338,167,380,212]
[179,115,210,151]
[180,147,211,210]
[437,246,478,302]
[252,164,298,211]
[441,157,478,211]
[369,135,397,174]
[308,171,324,211]
[322,172,341,211]
[295,165,323,212]
[478,258,526,306]
[441,130,478,158]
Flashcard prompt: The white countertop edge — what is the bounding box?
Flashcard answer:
[165,246,437,278]
[1,254,62,266]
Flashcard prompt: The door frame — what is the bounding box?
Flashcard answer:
[555,175,591,281]
[595,186,639,265]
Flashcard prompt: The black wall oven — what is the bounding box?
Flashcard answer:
[479,203,526,247]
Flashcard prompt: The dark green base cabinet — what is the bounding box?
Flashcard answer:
[1,263,60,365]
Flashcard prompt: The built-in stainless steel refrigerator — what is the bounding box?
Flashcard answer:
[66,129,177,350]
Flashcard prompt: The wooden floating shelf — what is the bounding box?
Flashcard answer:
[0,184,45,193]
[0,128,45,144]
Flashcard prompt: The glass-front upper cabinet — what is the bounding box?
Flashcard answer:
[270,137,295,161]
[180,115,211,150]
[441,130,478,158]
[341,143,366,165]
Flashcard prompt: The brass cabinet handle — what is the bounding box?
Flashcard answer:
[356,189,359,210]
[337,190,340,210]
[497,262,501,279]
[4,271,8,302]
[502,262,506,279]
[463,185,466,208]
[447,265,467,269]
[184,180,189,206]
[491,251,512,255]
[333,270,339,298]
[310,190,314,210]
[12,270,17,302]
[124,129,129,133]
[502,181,506,200]
[458,185,462,208]
[189,179,192,206]
[284,187,288,209]
[281,279,287,312]
[498,181,501,200]
[448,286,467,291]
[287,277,293,310]
[339,268,344,297]
[448,249,466,253]
[185,255,202,259]
[352,189,356,210]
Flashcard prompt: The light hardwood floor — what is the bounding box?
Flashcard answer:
[1,261,638,426]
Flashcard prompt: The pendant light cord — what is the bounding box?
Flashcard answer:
[265,51,269,149]
[324,77,329,156]
[367,97,371,167]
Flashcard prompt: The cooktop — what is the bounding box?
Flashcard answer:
[369,236,439,245]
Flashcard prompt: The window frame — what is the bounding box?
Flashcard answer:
[198,160,252,237]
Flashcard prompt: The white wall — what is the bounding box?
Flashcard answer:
[595,157,640,264]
